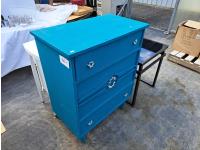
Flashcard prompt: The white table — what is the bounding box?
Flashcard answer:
[1,4,78,77]
[23,40,48,103]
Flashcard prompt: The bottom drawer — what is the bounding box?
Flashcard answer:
[79,69,135,119]
[79,82,133,136]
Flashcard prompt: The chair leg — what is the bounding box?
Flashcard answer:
[140,53,165,87]
[128,53,165,107]
[129,65,143,107]
[152,53,164,87]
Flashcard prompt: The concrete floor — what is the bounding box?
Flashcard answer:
[130,3,173,31]
[2,29,200,150]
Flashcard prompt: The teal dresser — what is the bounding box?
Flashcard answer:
[31,14,148,141]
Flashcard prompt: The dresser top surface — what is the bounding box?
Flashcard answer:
[31,14,149,58]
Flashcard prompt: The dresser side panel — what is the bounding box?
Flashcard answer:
[35,39,80,137]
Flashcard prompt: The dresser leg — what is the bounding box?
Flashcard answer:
[119,103,125,109]
[79,136,87,143]
[53,112,60,120]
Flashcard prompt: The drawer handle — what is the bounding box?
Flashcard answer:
[107,76,118,89]
[88,120,93,126]
[87,61,95,69]
[132,39,138,45]
[124,93,129,97]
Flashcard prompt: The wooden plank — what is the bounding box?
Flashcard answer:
[168,54,200,73]
[67,6,93,22]
[73,6,93,16]
[194,58,200,66]
[176,52,186,58]
[1,122,6,134]
[67,14,86,21]
[170,50,179,56]
[184,55,195,62]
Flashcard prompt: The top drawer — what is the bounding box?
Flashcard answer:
[74,30,143,82]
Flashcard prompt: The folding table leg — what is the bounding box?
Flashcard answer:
[29,57,44,103]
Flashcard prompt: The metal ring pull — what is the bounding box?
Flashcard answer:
[133,39,138,45]
[87,61,95,69]
[88,120,93,126]
[107,76,118,89]
[124,93,128,97]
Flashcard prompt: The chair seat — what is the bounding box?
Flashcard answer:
[139,48,156,64]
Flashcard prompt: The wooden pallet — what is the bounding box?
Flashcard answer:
[1,121,6,134]
[168,50,200,73]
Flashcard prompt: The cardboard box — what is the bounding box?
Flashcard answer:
[172,20,200,57]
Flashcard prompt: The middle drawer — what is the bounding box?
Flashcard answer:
[78,68,136,120]
[74,31,142,82]
[76,50,139,102]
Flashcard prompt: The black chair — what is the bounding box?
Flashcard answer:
[128,39,168,106]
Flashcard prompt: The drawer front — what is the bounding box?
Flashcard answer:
[78,69,136,120]
[75,31,143,82]
[79,83,133,136]
[77,50,139,102]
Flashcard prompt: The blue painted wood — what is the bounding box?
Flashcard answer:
[79,82,134,136]
[75,31,142,81]
[40,0,49,4]
[77,51,139,102]
[78,69,136,120]
[31,14,148,141]
[34,40,80,137]
[31,14,149,58]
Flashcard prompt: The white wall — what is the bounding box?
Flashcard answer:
[172,0,200,30]
[132,0,177,8]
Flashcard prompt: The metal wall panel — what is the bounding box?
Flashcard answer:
[171,0,200,31]
[132,0,177,8]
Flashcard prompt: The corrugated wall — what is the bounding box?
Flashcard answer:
[172,0,200,31]
[132,0,177,8]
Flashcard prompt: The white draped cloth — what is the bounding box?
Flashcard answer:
[1,4,77,77]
